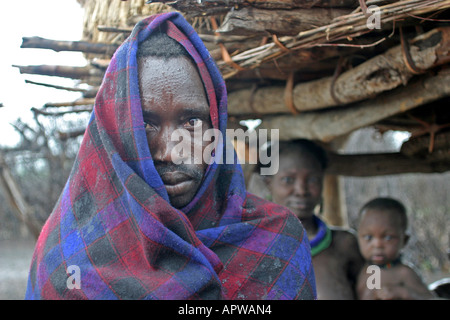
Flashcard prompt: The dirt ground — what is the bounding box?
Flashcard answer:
[0,238,36,300]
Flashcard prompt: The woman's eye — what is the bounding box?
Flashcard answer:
[308,176,321,185]
[363,235,372,241]
[281,176,294,184]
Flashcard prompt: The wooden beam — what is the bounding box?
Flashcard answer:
[227,27,450,115]
[326,152,450,176]
[24,79,99,98]
[31,107,92,117]
[401,129,450,161]
[322,174,348,227]
[43,98,96,108]
[21,36,119,55]
[97,25,133,33]
[217,7,351,36]
[0,155,41,239]
[257,69,450,142]
[57,129,87,141]
[217,1,450,79]
[13,64,103,80]
[155,0,360,16]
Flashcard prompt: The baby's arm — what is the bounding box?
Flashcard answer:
[356,266,377,300]
[399,266,435,299]
[375,266,435,300]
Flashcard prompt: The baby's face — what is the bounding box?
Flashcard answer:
[357,209,406,265]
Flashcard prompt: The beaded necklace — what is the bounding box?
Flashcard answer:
[377,256,402,269]
[310,215,332,257]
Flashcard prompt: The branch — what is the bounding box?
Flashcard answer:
[327,151,450,176]
[228,27,450,115]
[43,98,96,108]
[24,79,99,98]
[57,129,86,141]
[216,0,450,77]
[13,64,103,80]
[151,0,360,16]
[258,68,450,142]
[21,36,119,55]
[31,107,93,117]
[97,25,133,33]
[217,7,352,37]
[0,155,42,238]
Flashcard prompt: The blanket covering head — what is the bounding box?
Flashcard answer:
[25,12,316,300]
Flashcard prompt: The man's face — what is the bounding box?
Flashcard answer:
[138,55,212,209]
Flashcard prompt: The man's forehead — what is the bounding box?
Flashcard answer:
[138,55,210,116]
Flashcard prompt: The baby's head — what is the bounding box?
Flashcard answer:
[357,197,409,266]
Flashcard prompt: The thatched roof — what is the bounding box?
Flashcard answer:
[14,0,450,177]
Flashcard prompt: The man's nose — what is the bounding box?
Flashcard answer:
[150,126,189,164]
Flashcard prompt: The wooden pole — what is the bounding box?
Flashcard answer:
[227,27,450,116]
[43,98,96,108]
[322,174,348,227]
[155,0,359,15]
[0,155,41,239]
[21,36,119,55]
[217,7,351,36]
[24,79,99,98]
[258,69,450,142]
[326,152,450,176]
[13,64,103,80]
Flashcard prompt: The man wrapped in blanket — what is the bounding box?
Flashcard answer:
[25,12,316,300]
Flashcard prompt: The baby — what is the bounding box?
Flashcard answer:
[356,197,435,299]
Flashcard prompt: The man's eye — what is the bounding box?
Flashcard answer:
[144,121,156,131]
[185,118,203,128]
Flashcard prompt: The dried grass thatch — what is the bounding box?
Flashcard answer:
[80,0,174,44]
[218,0,450,78]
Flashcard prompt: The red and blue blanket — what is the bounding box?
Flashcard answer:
[25,12,316,300]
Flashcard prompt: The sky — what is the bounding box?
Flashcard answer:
[0,0,87,147]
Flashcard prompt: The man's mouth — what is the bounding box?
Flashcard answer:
[159,172,194,197]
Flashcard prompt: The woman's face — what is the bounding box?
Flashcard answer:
[266,150,324,219]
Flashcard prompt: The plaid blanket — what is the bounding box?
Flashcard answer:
[25,12,316,300]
